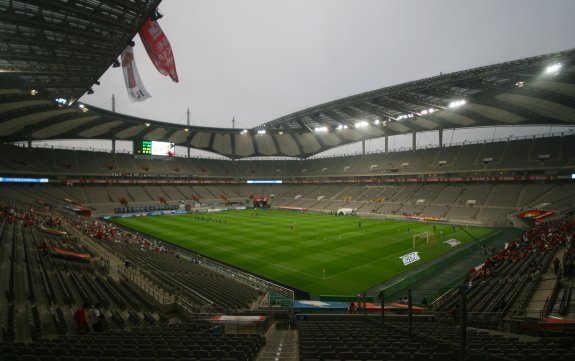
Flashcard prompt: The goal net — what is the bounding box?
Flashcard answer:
[413,231,436,248]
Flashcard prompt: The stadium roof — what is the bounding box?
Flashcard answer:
[1,1,574,159]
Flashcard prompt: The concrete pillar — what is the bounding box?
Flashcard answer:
[439,128,443,148]
[385,136,388,154]
[412,131,417,151]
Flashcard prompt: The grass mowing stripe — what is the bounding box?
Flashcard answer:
[112,209,496,296]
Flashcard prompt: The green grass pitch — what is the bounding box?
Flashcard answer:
[112,209,495,296]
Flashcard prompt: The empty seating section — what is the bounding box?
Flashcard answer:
[4,179,574,225]
[298,317,574,361]
[0,144,51,175]
[434,145,459,170]
[444,207,479,222]
[412,147,441,172]
[451,144,482,171]
[539,184,575,210]
[73,218,261,312]
[499,140,531,168]
[160,185,187,200]
[433,185,464,205]
[3,134,574,180]
[484,184,522,207]
[60,187,89,204]
[563,136,575,166]
[531,136,561,165]
[143,186,168,202]
[84,187,112,204]
[478,141,506,169]
[124,187,153,202]
[475,207,514,221]
[0,323,265,361]
[105,186,130,204]
[0,204,265,346]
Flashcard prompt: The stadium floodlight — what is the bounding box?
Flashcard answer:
[420,108,436,115]
[151,8,163,20]
[336,124,348,130]
[545,63,561,74]
[374,119,380,124]
[55,98,67,106]
[449,99,466,108]
[314,126,328,132]
[184,128,189,132]
[241,129,248,134]
[397,113,414,120]
[355,121,368,128]
[257,129,266,135]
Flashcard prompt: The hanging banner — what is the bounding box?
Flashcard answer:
[139,17,179,82]
[121,46,151,102]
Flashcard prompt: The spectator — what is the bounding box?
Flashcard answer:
[91,303,107,332]
[74,304,89,335]
[348,302,356,314]
[553,257,561,275]
[451,305,459,323]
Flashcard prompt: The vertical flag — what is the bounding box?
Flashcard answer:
[121,47,151,102]
[139,17,179,82]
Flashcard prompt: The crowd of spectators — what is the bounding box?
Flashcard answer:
[73,218,184,258]
[467,217,575,285]
[1,201,63,229]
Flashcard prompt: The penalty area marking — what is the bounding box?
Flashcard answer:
[322,250,410,281]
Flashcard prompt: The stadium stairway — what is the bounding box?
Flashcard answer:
[525,248,567,318]
[256,326,298,361]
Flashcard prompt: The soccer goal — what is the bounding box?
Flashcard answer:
[413,231,436,248]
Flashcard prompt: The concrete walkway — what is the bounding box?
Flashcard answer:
[256,326,299,361]
[524,248,566,318]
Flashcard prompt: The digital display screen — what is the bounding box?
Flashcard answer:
[246,180,283,184]
[135,140,175,157]
[0,177,49,183]
[151,141,175,157]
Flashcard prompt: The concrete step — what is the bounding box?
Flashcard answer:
[524,248,566,318]
[257,326,299,361]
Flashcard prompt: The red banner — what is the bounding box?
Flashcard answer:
[139,17,179,82]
